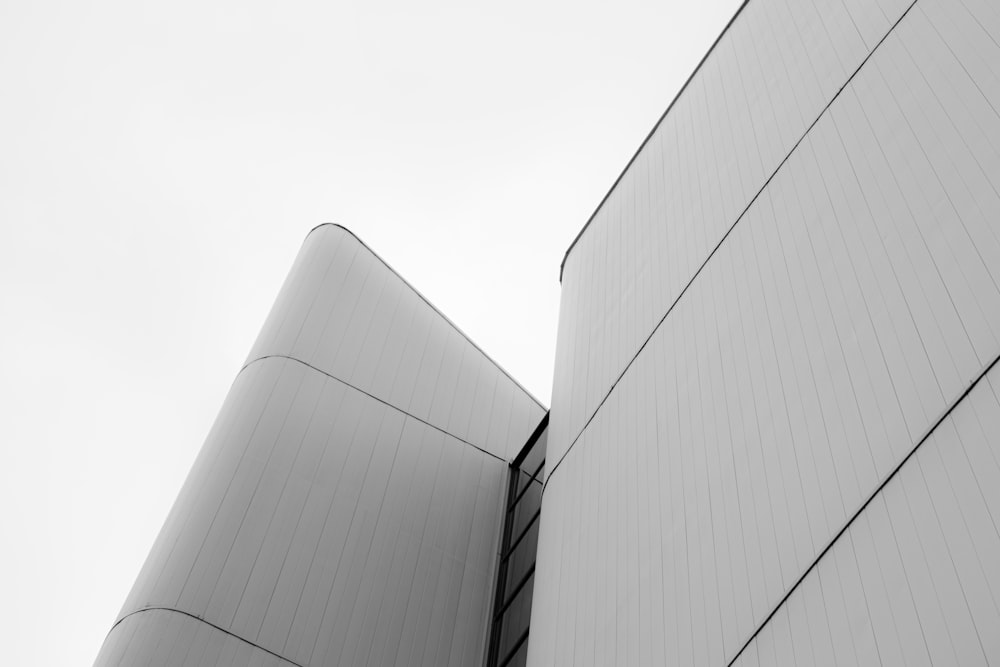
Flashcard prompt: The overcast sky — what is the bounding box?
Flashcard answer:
[0,1,740,663]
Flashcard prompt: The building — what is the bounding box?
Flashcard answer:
[94,224,547,666]
[96,0,1000,665]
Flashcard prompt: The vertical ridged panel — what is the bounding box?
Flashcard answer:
[95,609,299,667]
[549,0,914,466]
[532,0,1000,664]
[97,225,545,665]
[248,224,543,461]
[106,357,509,666]
[732,365,1000,666]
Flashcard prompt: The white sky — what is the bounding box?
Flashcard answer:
[0,1,740,663]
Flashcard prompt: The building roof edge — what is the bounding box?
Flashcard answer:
[305,223,549,412]
[558,0,751,282]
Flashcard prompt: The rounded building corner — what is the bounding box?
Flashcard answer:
[305,222,361,244]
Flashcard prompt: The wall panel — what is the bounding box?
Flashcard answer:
[732,365,1000,667]
[96,227,545,665]
[249,224,544,462]
[549,0,914,466]
[533,0,1000,664]
[96,609,299,667]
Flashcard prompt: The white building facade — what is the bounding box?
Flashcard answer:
[530,0,1000,665]
[95,225,546,666]
[97,0,1000,664]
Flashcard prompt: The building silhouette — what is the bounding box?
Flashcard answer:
[96,0,1000,664]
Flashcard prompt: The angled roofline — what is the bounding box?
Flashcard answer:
[559,0,751,282]
[306,223,548,412]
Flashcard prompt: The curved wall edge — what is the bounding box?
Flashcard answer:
[95,228,544,666]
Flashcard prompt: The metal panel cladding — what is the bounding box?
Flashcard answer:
[95,224,545,666]
[533,0,1000,665]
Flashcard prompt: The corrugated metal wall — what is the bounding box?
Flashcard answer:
[533,0,1000,665]
[96,225,545,666]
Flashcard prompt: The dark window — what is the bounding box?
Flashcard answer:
[485,413,548,667]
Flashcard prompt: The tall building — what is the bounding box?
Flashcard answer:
[96,0,1000,665]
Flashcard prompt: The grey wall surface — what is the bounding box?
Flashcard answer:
[95,224,545,666]
[246,225,543,463]
[730,363,1000,666]
[532,0,1000,665]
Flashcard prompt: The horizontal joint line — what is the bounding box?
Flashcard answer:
[240,354,505,463]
